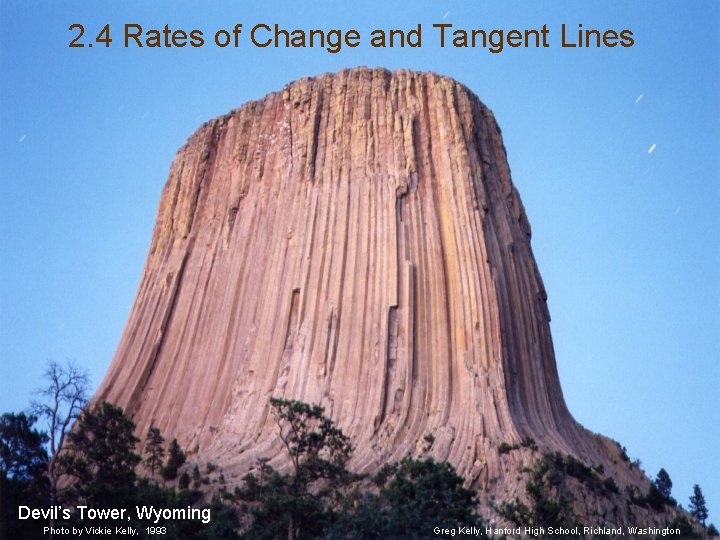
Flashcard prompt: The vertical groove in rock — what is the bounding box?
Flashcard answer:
[95,68,651,518]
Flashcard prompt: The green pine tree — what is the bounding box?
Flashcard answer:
[161,438,186,480]
[654,468,672,499]
[0,412,50,539]
[689,484,709,527]
[330,456,485,538]
[60,402,140,512]
[237,398,357,539]
[143,426,165,476]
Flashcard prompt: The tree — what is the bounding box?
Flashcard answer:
[331,456,485,538]
[31,359,89,505]
[647,467,676,508]
[653,469,677,504]
[60,401,140,510]
[201,497,241,540]
[270,397,353,485]
[161,438,187,480]
[238,398,358,540]
[179,471,190,490]
[689,484,708,527]
[144,426,165,476]
[55,403,238,537]
[374,457,481,531]
[0,412,50,540]
[0,412,48,482]
[238,398,486,539]
[654,468,673,499]
[239,458,332,539]
[192,464,202,489]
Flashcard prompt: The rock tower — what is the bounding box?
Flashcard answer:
[95,68,657,522]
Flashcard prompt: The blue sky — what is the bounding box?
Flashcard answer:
[1,0,718,519]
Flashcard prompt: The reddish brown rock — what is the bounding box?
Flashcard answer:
[95,68,669,525]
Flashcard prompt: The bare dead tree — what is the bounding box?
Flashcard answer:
[31,359,90,511]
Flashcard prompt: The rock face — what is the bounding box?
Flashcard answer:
[96,67,657,522]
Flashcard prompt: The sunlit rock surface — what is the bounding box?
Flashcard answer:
[96,68,670,526]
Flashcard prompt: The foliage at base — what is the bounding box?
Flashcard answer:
[2,396,712,540]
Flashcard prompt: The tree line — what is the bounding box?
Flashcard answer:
[1,359,716,539]
[1,360,483,539]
